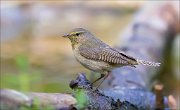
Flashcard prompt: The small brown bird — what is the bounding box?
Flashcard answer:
[63,28,160,87]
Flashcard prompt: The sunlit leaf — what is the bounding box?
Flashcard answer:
[74,89,88,109]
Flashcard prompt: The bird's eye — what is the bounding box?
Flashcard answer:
[76,33,80,36]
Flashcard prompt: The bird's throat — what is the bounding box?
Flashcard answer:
[71,41,80,49]
[68,37,78,49]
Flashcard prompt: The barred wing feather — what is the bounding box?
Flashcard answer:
[79,46,137,65]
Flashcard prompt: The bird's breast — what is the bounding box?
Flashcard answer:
[73,47,111,73]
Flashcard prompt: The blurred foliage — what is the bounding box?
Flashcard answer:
[0,53,72,93]
[74,89,88,110]
[15,54,28,72]
[1,54,42,92]
[15,54,30,91]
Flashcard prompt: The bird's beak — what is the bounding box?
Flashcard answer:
[62,34,70,38]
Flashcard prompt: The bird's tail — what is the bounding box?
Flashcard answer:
[137,59,161,67]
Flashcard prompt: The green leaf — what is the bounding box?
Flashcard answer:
[74,89,88,109]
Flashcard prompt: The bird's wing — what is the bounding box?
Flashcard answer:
[79,45,137,65]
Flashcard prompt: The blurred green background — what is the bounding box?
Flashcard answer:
[0,1,179,102]
[0,1,137,93]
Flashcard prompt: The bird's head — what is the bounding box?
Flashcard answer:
[62,28,89,47]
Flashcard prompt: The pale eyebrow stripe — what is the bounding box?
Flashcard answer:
[70,31,85,35]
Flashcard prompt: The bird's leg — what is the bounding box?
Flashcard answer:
[96,72,110,89]
[92,73,105,85]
